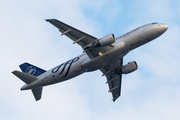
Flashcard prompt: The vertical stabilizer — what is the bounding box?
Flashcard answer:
[19,62,46,77]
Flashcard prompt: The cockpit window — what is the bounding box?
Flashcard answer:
[152,22,157,24]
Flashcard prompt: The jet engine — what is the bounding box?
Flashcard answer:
[94,34,115,48]
[121,61,138,74]
[115,61,138,75]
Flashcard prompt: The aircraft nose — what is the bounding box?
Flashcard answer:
[158,24,168,33]
[163,24,169,31]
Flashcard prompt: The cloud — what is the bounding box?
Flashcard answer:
[0,0,96,120]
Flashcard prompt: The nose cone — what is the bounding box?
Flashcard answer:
[157,23,168,34]
[163,24,169,31]
[150,23,168,39]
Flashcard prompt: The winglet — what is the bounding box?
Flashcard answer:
[45,19,50,22]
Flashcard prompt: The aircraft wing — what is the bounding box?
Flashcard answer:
[99,58,123,102]
[46,19,112,59]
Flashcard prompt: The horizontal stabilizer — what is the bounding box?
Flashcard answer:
[12,70,38,84]
[31,87,43,101]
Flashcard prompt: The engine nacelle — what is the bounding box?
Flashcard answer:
[94,34,115,48]
[121,61,138,74]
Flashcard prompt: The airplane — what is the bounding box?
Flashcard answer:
[12,19,168,102]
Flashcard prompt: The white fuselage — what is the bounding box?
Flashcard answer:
[21,23,168,90]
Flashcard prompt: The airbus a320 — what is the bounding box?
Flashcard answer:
[12,19,168,102]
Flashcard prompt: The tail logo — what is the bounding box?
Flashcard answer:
[26,66,36,75]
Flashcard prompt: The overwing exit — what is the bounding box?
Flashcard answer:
[12,19,168,102]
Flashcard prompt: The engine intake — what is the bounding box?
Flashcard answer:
[94,34,115,48]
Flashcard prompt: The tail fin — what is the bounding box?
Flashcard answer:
[19,62,46,77]
[12,70,43,101]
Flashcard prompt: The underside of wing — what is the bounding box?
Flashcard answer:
[46,19,97,48]
[100,58,123,102]
[46,19,113,59]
